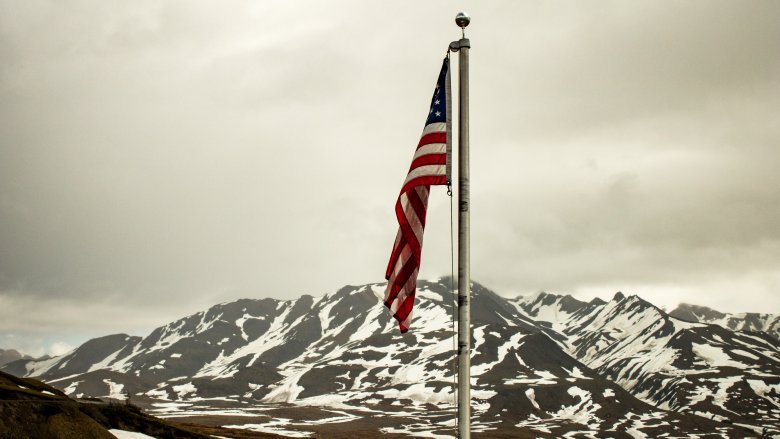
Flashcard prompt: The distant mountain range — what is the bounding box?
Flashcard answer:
[3,280,779,438]
[0,348,37,367]
[669,303,780,341]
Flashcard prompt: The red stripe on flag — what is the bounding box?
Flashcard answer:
[409,153,447,172]
[385,233,405,280]
[385,257,417,306]
[400,175,447,196]
[406,188,428,229]
[395,200,422,261]
[417,132,447,149]
[395,291,416,323]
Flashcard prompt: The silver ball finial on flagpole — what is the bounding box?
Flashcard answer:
[455,12,470,38]
[455,12,470,28]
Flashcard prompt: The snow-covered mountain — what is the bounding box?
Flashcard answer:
[670,303,780,341]
[514,291,780,435]
[3,281,779,438]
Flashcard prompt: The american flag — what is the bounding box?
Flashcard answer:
[384,58,451,333]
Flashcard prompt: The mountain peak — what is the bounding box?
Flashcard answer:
[0,349,28,367]
[668,303,780,341]
[589,297,606,306]
[613,291,625,301]
[669,303,727,323]
[521,290,549,303]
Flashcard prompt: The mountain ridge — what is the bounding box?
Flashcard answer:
[3,280,778,438]
[669,302,780,341]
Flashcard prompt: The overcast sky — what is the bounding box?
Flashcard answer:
[2,1,779,357]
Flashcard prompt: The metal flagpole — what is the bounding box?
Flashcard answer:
[451,11,471,439]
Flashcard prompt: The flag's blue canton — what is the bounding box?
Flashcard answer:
[425,58,449,125]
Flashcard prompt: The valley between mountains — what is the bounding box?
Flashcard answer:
[3,279,779,438]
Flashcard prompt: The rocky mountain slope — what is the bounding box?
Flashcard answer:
[3,280,779,438]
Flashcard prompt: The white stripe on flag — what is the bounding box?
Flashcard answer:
[399,192,424,245]
[413,143,446,161]
[403,165,446,186]
[421,122,447,136]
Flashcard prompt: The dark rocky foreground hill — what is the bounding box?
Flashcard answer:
[0,370,289,438]
[3,279,779,438]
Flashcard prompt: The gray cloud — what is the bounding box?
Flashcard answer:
[1,0,779,354]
